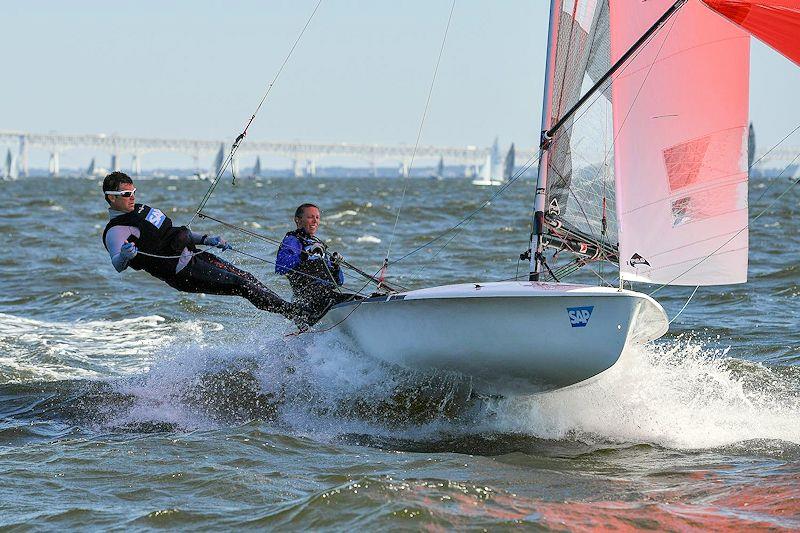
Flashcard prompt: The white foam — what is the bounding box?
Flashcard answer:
[484,337,800,448]
[356,235,381,244]
[36,319,796,450]
[327,209,358,220]
[0,312,219,383]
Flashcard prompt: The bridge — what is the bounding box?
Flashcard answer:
[0,130,536,179]
[2,129,796,180]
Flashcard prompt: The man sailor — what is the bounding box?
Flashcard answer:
[275,203,358,324]
[101,171,306,323]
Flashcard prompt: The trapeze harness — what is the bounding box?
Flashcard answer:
[279,228,355,320]
[103,203,299,318]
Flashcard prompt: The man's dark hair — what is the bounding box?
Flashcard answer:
[102,172,133,205]
[294,203,320,218]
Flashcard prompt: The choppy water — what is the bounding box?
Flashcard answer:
[1,175,799,530]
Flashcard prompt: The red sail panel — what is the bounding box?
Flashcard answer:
[611,0,750,286]
[702,0,800,66]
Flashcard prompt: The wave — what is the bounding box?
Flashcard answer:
[484,336,800,449]
[1,328,798,452]
[0,312,220,384]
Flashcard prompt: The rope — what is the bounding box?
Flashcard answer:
[134,248,210,259]
[668,285,698,325]
[384,0,457,264]
[197,211,406,290]
[392,151,540,268]
[391,4,677,280]
[188,0,325,226]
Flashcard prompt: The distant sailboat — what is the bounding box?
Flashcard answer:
[3,149,16,180]
[503,143,515,181]
[86,157,96,177]
[430,156,444,179]
[213,143,225,178]
[251,156,262,178]
[472,138,504,186]
[195,143,225,180]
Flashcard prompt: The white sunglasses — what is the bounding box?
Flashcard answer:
[104,188,136,198]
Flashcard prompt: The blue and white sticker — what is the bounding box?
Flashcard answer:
[145,208,166,229]
[567,306,594,328]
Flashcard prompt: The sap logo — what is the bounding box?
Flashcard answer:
[145,208,166,229]
[567,306,594,328]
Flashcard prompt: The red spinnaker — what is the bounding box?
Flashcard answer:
[702,0,800,66]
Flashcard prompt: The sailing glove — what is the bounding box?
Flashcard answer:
[204,235,232,251]
[330,252,343,265]
[301,243,325,260]
[120,242,138,261]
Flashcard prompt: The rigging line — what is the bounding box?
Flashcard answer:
[409,160,537,277]
[542,0,674,154]
[545,0,686,139]
[748,126,800,172]
[241,0,325,144]
[188,0,325,226]
[390,151,540,267]
[197,212,283,246]
[543,9,680,266]
[649,151,800,296]
[292,266,389,337]
[384,0,457,263]
[668,285,699,325]
[542,7,680,237]
[566,9,680,242]
[197,211,408,290]
[228,246,371,295]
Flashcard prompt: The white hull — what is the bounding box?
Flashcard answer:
[319,281,668,396]
[471,178,503,186]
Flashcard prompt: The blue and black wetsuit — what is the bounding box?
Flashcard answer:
[275,228,355,321]
[103,204,300,319]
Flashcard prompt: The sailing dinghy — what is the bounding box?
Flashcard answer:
[321,0,799,396]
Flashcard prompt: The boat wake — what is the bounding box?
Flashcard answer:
[1,315,798,452]
[485,336,800,450]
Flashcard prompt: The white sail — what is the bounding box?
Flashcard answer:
[611,0,750,286]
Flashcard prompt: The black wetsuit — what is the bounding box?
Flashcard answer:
[103,204,299,319]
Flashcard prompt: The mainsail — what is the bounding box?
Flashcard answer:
[702,0,800,66]
[611,0,750,285]
[541,0,617,247]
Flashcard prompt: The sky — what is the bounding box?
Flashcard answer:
[2,1,800,169]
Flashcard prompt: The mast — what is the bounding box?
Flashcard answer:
[529,0,687,281]
[529,0,560,281]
